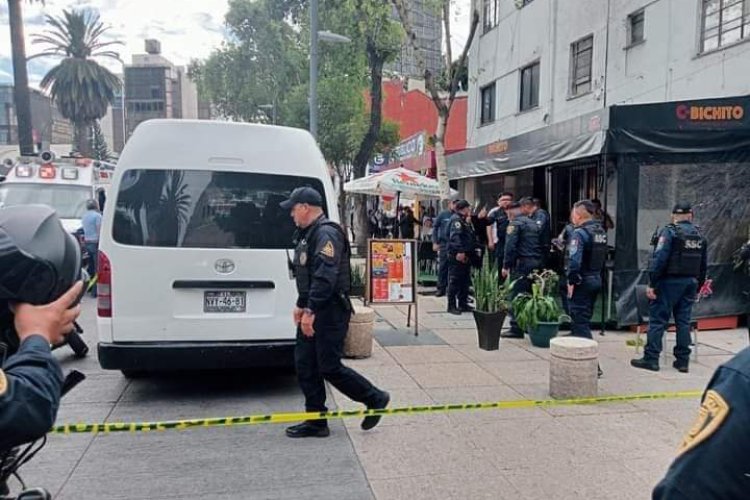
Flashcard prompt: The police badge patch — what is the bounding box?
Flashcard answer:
[321,241,335,258]
[507,225,515,235]
[453,221,462,229]
[299,252,307,265]
[677,390,730,456]
[569,238,579,255]
[656,236,667,252]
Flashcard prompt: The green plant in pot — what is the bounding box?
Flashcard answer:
[470,254,512,351]
[350,265,365,298]
[511,270,571,348]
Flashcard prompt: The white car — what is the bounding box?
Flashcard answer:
[96,119,337,375]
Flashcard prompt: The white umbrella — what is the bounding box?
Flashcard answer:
[343,167,456,200]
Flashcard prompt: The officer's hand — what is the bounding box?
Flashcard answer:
[501,268,509,279]
[567,284,574,299]
[646,287,657,300]
[456,252,466,263]
[432,243,439,252]
[13,281,83,346]
[301,312,315,337]
[293,307,304,326]
[488,241,495,251]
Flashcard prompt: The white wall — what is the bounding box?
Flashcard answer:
[467,0,750,149]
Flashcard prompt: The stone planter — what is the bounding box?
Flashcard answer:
[344,305,375,359]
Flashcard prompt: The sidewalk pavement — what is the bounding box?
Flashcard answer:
[335,292,746,500]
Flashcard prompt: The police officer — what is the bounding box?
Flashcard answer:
[566,200,608,340]
[280,188,389,438]
[520,197,552,266]
[652,346,750,499]
[502,201,544,338]
[1,282,82,450]
[432,198,459,297]
[446,200,476,315]
[486,192,514,270]
[632,202,707,373]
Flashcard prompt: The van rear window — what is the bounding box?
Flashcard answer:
[112,169,327,249]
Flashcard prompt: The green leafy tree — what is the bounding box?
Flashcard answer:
[90,120,110,161]
[7,0,45,155]
[31,9,122,156]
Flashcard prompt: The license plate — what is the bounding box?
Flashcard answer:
[204,291,246,313]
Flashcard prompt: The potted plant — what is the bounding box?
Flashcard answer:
[350,265,366,298]
[470,254,512,351]
[511,270,570,348]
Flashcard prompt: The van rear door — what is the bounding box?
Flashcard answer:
[106,168,326,342]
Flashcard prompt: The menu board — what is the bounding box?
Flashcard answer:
[367,239,416,304]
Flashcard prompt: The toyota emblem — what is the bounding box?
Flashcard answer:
[214,259,236,274]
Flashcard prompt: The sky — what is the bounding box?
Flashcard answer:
[0,0,472,89]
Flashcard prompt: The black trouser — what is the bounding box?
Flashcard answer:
[295,303,381,425]
[447,258,470,309]
[569,274,602,339]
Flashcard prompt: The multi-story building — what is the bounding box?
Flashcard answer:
[450,0,750,324]
[0,84,73,150]
[388,0,443,78]
[120,39,210,148]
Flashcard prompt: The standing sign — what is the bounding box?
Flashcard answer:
[366,239,419,335]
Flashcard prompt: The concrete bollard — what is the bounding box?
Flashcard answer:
[344,305,375,359]
[549,337,598,399]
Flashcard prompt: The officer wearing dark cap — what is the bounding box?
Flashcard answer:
[280,187,389,438]
[632,202,707,373]
[446,200,477,315]
[566,200,608,340]
[520,197,552,267]
[652,346,750,499]
[502,201,544,337]
[432,198,460,297]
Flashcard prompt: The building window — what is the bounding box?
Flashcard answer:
[480,82,496,125]
[701,0,750,52]
[570,35,593,97]
[628,9,645,46]
[519,62,540,112]
[483,0,499,33]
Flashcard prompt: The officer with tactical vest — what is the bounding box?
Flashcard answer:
[502,201,544,338]
[446,200,477,315]
[632,202,707,373]
[566,200,608,341]
[280,188,389,438]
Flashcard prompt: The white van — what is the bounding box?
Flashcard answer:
[96,120,337,374]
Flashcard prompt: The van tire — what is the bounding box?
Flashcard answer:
[121,370,147,379]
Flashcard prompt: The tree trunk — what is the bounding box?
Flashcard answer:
[76,121,93,157]
[8,0,35,156]
[352,38,386,251]
[434,109,450,200]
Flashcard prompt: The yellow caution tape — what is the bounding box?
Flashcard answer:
[50,390,703,435]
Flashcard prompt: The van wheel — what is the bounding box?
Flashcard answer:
[121,370,147,379]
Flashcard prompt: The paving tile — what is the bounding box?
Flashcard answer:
[453,343,541,363]
[432,328,481,345]
[332,386,450,428]
[370,470,522,500]
[353,364,422,390]
[426,385,550,424]
[479,360,550,385]
[402,362,498,388]
[386,345,470,365]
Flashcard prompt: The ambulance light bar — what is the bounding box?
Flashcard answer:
[61,167,79,180]
[39,165,56,179]
[15,165,34,177]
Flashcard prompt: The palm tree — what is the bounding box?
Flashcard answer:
[31,9,122,156]
[7,0,44,155]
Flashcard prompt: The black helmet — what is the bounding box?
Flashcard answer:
[0,205,81,305]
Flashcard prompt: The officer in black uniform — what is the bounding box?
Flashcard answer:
[0,205,83,451]
[432,198,459,297]
[632,202,707,373]
[280,188,389,438]
[652,346,750,499]
[486,192,514,271]
[502,201,544,338]
[521,197,552,267]
[566,200,608,340]
[1,283,82,450]
[446,200,476,315]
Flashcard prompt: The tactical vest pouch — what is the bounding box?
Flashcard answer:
[666,226,703,277]
[584,226,608,272]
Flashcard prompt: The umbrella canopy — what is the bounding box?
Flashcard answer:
[343,167,456,199]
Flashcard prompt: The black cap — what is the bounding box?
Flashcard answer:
[672,202,692,214]
[279,187,323,210]
[455,200,471,210]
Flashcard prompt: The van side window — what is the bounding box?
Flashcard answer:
[112,169,327,249]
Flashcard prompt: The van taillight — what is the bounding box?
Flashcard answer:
[97,250,112,317]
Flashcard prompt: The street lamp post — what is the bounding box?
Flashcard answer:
[309,0,350,140]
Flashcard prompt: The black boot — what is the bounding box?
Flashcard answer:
[285,421,330,438]
[362,391,390,431]
[672,360,689,373]
[630,358,660,372]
